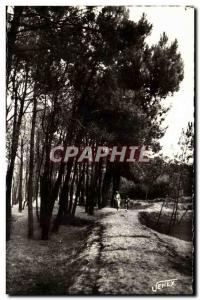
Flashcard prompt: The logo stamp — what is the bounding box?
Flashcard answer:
[152,279,178,293]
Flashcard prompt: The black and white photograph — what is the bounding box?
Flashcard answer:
[6,5,195,295]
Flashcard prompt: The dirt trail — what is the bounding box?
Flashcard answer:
[69,208,193,295]
[7,206,193,295]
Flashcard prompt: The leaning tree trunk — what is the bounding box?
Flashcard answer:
[40,98,77,239]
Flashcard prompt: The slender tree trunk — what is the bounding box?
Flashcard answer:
[27,96,37,238]
[12,171,20,206]
[72,169,84,216]
[156,200,165,226]
[6,106,22,240]
[68,163,78,214]
[34,131,43,222]
[18,138,24,212]
[12,181,16,206]
[97,163,103,209]
[111,164,121,207]
[102,163,112,207]
[23,154,29,209]
[79,163,86,206]
[6,65,28,240]
[85,162,90,213]
[87,162,99,215]
[168,172,182,233]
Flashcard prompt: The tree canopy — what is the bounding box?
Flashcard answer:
[6,6,184,240]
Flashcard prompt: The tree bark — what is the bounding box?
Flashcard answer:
[27,95,37,238]
[102,163,113,207]
[18,138,24,212]
[111,164,121,207]
[6,67,28,240]
[52,156,74,232]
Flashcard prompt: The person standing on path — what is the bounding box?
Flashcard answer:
[114,191,121,211]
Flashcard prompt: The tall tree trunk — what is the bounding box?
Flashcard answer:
[52,158,74,232]
[111,164,121,207]
[18,138,23,212]
[6,70,28,240]
[39,93,73,239]
[40,98,84,238]
[34,131,44,222]
[102,163,113,207]
[12,181,16,206]
[85,162,90,213]
[27,96,37,238]
[97,162,103,209]
[68,162,78,214]
[78,162,86,206]
[87,162,99,215]
[23,155,29,209]
[72,169,84,216]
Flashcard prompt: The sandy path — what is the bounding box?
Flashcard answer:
[69,208,193,295]
[7,205,193,295]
